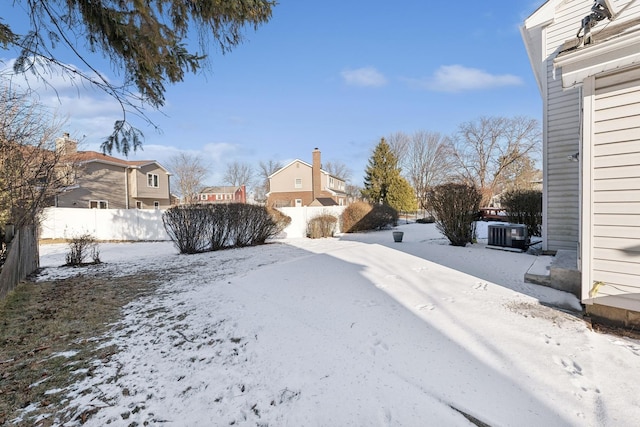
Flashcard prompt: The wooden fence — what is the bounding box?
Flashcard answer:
[0,225,39,300]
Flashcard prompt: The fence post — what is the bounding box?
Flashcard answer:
[4,224,14,243]
[0,225,39,300]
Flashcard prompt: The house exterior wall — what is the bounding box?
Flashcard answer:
[540,1,587,252]
[131,164,171,204]
[585,66,640,311]
[268,161,313,207]
[267,155,348,207]
[525,0,640,321]
[270,161,313,193]
[199,186,247,204]
[269,191,316,207]
[56,162,128,209]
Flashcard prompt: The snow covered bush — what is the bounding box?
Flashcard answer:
[428,183,481,247]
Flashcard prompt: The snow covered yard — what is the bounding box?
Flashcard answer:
[32,223,640,426]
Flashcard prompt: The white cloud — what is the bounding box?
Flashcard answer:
[341,67,387,87]
[2,57,125,140]
[405,65,523,93]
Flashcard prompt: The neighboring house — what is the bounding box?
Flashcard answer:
[522,0,640,326]
[267,148,348,207]
[54,133,172,209]
[198,185,247,204]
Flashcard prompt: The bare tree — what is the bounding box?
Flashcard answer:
[499,155,541,193]
[223,161,254,187]
[0,86,72,227]
[167,152,209,205]
[345,183,363,204]
[386,131,411,168]
[323,161,352,181]
[255,159,283,204]
[405,131,453,211]
[450,116,541,206]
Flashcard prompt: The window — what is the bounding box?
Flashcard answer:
[329,177,335,188]
[216,194,223,200]
[90,200,108,209]
[200,194,208,201]
[154,201,160,209]
[147,173,159,188]
[136,201,142,209]
[295,178,302,189]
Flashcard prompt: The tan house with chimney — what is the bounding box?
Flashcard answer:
[267,148,347,207]
[54,133,172,209]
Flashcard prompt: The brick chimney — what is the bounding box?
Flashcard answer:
[312,148,322,201]
[55,132,77,156]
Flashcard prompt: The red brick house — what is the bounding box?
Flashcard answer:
[198,185,247,204]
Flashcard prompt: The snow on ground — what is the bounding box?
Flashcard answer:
[33,223,640,426]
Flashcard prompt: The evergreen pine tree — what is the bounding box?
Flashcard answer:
[362,138,402,205]
[387,175,418,213]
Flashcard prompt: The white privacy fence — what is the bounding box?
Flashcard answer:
[40,207,170,241]
[277,206,346,238]
[39,206,347,241]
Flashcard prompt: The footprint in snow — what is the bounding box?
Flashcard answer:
[370,339,390,356]
[473,282,488,291]
[542,334,561,346]
[416,304,435,312]
[553,355,583,376]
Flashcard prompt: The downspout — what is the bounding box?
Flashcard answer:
[577,86,584,271]
[125,166,130,209]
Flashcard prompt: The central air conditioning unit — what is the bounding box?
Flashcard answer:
[488,224,528,251]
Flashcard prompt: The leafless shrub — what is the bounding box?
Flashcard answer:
[501,189,542,237]
[341,201,398,233]
[428,183,481,247]
[162,205,211,254]
[65,233,100,266]
[162,204,291,254]
[307,214,338,239]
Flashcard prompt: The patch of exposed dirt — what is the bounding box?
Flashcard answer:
[0,270,160,426]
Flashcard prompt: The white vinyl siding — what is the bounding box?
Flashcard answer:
[544,2,584,251]
[590,67,640,302]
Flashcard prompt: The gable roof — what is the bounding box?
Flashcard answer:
[73,151,171,174]
[268,159,312,179]
[268,158,346,181]
[310,197,339,207]
[200,186,243,194]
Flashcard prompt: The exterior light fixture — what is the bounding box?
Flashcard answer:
[567,152,580,162]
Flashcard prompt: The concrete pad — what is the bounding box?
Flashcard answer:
[549,250,581,298]
[524,256,552,287]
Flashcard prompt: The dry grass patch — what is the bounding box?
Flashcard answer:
[0,270,160,426]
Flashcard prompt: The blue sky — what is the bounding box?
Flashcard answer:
[2,1,546,187]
